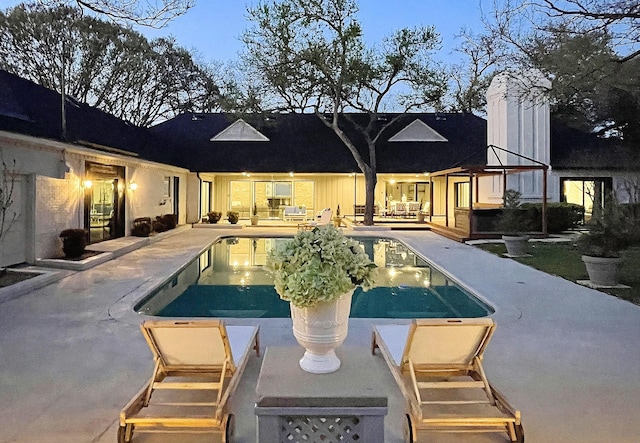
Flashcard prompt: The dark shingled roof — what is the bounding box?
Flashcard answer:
[3,68,634,173]
[0,69,168,163]
[550,121,637,170]
[149,112,489,173]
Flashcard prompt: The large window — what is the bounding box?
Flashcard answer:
[455,182,470,208]
[561,178,611,223]
[229,180,252,218]
[293,181,314,217]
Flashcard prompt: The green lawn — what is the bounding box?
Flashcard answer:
[475,241,640,305]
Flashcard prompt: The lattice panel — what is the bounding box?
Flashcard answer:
[280,415,363,442]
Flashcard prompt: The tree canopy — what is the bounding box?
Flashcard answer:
[450,0,640,146]
[0,3,222,126]
[241,0,446,224]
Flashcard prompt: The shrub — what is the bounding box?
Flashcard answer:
[132,217,152,237]
[496,190,533,235]
[227,211,239,224]
[576,194,628,258]
[520,203,584,233]
[153,216,168,232]
[160,213,177,229]
[59,228,87,258]
[207,211,222,224]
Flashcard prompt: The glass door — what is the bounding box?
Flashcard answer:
[562,178,611,223]
[83,162,125,243]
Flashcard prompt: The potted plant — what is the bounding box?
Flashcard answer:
[497,189,531,257]
[267,224,376,373]
[59,228,88,259]
[417,199,426,223]
[333,204,342,227]
[227,211,239,224]
[206,211,222,224]
[576,195,628,287]
[250,203,259,226]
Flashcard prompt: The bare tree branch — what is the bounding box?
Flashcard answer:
[38,0,195,28]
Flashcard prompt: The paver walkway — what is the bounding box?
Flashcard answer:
[0,227,639,442]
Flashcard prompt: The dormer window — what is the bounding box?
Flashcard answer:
[388,119,447,142]
[210,119,269,142]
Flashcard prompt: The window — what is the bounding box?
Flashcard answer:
[561,178,612,223]
[455,182,470,208]
[163,176,171,198]
[200,181,211,217]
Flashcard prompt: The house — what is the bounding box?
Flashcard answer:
[0,70,191,267]
[1,69,637,267]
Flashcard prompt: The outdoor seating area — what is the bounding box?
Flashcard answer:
[282,205,307,222]
[298,208,332,230]
[2,227,640,443]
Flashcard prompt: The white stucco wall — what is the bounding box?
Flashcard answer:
[1,131,190,265]
[486,72,552,204]
[127,165,189,225]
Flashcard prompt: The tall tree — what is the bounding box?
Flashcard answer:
[242,0,446,225]
[0,3,221,126]
[457,0,640,146]
[39,0,195,27]
[447,29,503,114]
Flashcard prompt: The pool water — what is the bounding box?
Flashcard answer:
[136,236,493,319]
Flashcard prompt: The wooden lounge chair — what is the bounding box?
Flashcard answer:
[118,319,260,443]
[298,208,332,230]
[372,318,523,443]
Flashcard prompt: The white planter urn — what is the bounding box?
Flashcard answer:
[502,235,529,257]
[290,289,354,374]
[581,255,623,287]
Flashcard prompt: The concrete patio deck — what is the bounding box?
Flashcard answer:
[0,227,639,442]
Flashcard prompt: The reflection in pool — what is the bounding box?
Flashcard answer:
[136,236,494,319]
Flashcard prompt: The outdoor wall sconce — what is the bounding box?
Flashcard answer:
[128,182,138,192]
[82,179,93,189]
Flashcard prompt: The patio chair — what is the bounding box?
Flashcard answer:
[118,319,260,443]
[298,208,332,230]
[372,318,523,443]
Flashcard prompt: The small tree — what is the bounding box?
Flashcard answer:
[0,154,18,245]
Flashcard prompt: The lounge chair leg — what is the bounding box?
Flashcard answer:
[254,333,261,357]
[223,413,235,443]
[117,424,133,443]
[371,331,378,355]
[515,423,525,443]
[403,414,416,443]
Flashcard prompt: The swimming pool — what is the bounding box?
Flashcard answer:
[135,236,494,318]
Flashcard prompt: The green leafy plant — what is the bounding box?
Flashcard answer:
[267,224,377,308]
[227,211,239,224]
[497,189,532,235]
[576,194,629,258]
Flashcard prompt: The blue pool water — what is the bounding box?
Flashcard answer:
[136,236,494,319]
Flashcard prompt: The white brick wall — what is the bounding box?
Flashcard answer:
[35,175,82,260]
